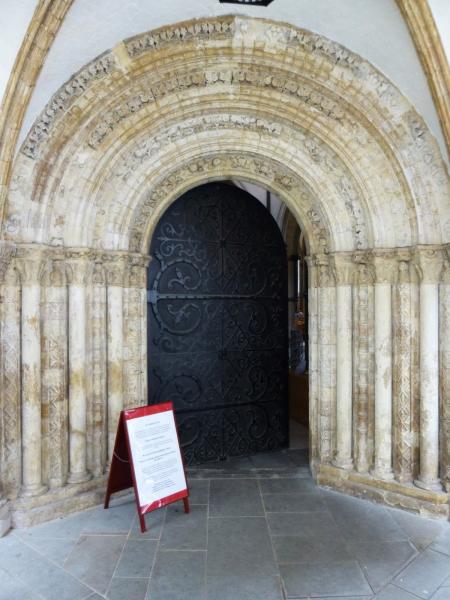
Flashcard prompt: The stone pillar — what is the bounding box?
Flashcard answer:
[90,261,107,477]
[393,255,414,483]
[414,247,443,491]
[316,255,336,463]
[66,253,91,484]
[332,254,353,469]
[371,253,396,480]
[440,251,450,491]
[105,257,127,457]
[353,255,373,474]
[42,256,68,488]
[16,252,48,496]
[306,257,319,463]
[0,243,15,535]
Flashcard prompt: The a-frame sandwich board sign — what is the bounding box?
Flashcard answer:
[104,402,189,533]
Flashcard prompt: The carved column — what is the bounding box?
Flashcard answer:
[306,257,319,463]
[414,247,443,491]
[371,253,396,480]
[0,243,15,535]
[440,250,450,491]
[316,255,336,463]
[66,253,91,484]
[42,256,68,488]
[16,252,48,496]
[105,257,127,457]
[393,254,413,483]
[90,261,107,477]
[353,255,373,474]
[332,253,353,469]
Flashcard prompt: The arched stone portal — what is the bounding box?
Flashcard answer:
[0,15,449,529]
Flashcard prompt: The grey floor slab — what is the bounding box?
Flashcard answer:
[0,566,43,600]
[114,539,158,578]
[249,451,297,469]
[159,504,207,550]
[279,559,373,598]
[207,516,277,577]
[267,510,340,539]
[347,541,417,591]
[0,534,92,600]
[14,507,95,540]
[16,533,77,566]
[394,549,450,599]
[375,584,424,599]
[272,535,352,564]
[263,492,326,513]
[431,528,450,557]
[207,574,284,600]
[108,577,149,600]
[187,479,209,505]
[146,550,206,600]
[209,478,264,516]
[64,534,126,595]
[82,501,136,535]
[259,476,316,494]
[389,508,444,551]
[323,491,407,542]
[430,590,450,600]
[129,508,166,540]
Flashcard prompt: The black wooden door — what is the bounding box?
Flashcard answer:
[147,182,288,464]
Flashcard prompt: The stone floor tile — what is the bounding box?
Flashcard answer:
[207,516,277,577]
[129,509,166,540]
[389,509,445,551]
[108,577,148,600]
[267,510,340,539]
[323,491,407,542]
[64,534,126,595]
[15,508,95,540]
[114,539,157,578]
[187,479,209,505]
[286,448,309,466]
[84,595,105,600]
[430,589,450,600]
[394,549,450,599]
[347,541,417,591]
[375,584,425,599]
[207,574,283,600]
[159,504,207,550]
[263,492,326,513]
[272,535,352,564]
[279,560,373,598]
[431,528,450,557]
[0,566,43,600]
[209,479,263,516]
[146,550,206,600]
[16,534,77,566]
[82,501,136,535]
[0,534,92,600]
[259,476,316,494]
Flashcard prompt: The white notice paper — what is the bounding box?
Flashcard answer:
[126,410,187,508]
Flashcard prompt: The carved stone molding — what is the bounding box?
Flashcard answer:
[332,253,354,286]
[15,254,48,285]
[372,252,398,284]
[414,246,444,283]
[0,242,16,284]
[65,256,93,286]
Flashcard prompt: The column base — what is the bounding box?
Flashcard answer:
[414,478,443,492]
[68,472,92,485]
[0,500,11,537]
[371,467,394,481]
[20,484,48,498]
[333,457,353,470]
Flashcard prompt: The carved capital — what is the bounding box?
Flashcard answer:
[372,252,397,284]
[397,260,411,285]
[332,253,353,286]
[65,257,92,286]
[0,242,16,284]
[414,246,444,284]
[104,256,128,287]
[314,254,334,287]
[92,262,106,286]
[15,254,48,285]
[441,257,450,284]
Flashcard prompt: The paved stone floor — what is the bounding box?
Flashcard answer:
[1,423,450,599]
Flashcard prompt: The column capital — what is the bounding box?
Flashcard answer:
[332,253,354,286]
[396,259,411,284]
[0,242,16,285]
[372,251,397,284]
[65,253,93,285]
[104,255,128,286]
[15,252,48,285]
[353,253,375,285]
[314,254,335,287]
[413,246,444,284]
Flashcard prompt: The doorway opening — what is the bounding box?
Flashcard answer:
[147,181,309,467]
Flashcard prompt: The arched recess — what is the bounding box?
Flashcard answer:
[0,15,450,528]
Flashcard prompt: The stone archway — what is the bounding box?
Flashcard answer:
[1,15,449,529]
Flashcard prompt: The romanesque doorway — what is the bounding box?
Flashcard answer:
[147,182,289,465]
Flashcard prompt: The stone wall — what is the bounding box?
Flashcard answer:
[0,16,449,530]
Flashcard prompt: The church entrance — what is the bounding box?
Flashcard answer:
[147,182,289,465]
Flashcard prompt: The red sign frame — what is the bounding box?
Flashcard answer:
[104,402,189,533]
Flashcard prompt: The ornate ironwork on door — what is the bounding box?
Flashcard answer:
[147,182,288,464]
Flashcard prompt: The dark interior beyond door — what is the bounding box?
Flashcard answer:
[147,182,288,465]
